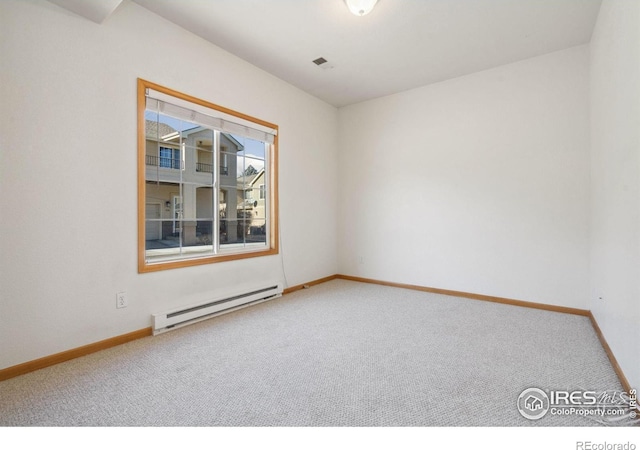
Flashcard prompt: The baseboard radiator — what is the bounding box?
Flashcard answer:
[152,283,283,335]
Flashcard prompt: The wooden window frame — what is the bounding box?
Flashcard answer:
[137,79,279,273]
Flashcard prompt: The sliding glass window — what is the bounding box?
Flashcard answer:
[138,79,278,272]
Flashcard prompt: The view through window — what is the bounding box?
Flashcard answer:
[138,79,278,272]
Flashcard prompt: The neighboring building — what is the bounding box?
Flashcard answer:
[144,120,245,247]
[237,166,267,241]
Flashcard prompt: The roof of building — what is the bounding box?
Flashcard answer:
[145,120,177,140]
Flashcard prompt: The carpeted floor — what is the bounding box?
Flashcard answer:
[0,279,626,426]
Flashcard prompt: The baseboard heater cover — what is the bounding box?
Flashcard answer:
[152,283,283,335]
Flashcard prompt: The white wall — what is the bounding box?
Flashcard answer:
[338,46,591,309]
[2,0,636,393]
[589,0,640,390]
[0,0,338,370]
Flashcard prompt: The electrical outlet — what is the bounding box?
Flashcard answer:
[116,292,128,309]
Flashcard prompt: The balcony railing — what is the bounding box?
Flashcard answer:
[146,154,181,170]
[194,163,228,174]
[146,156,229,175]
[196,162,213,173]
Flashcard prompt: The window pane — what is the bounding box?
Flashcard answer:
[145,220,180,262]
[186,128,215,182]
[219,219,240,246]
[195,220,214,247]
[158,147,180,169]
[246,219,266,245]
[180,220,202,248]
[196,186,214,219]
[234,135,266,160]
[144,181,179,258]
[139,80,277,271]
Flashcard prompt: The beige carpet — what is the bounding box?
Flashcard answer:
[0,279,629,426]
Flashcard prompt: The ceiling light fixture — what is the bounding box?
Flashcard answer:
[344,0,378,16]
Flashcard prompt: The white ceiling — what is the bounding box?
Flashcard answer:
[52,0,604,107]
[47,0,124,24]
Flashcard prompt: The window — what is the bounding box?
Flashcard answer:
[159,147,180,169]
[138,79,279,272]
[220,151,229,175]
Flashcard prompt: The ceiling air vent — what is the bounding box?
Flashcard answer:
[312,57,334,70]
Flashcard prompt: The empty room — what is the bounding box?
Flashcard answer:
[1,0,638,443]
